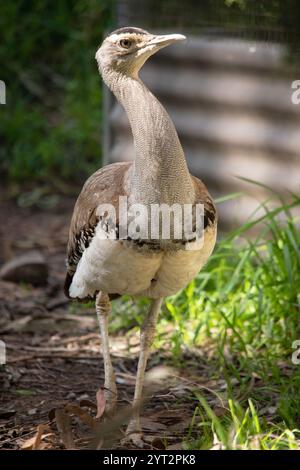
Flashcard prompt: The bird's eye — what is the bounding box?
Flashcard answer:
[119,39,132,49]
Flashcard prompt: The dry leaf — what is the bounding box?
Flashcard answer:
[55,408,75,449]
[33,424,48,450]
[96,389,106,419]
[21,436,38,450]
[64,403,95,429]
[21,424,51,450]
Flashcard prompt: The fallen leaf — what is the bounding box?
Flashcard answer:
[96,388,106,419]
[33,424,49,450]
[64,403,95,429]
[21,424,51,450]
[55,408,75,449]
[21,436,37,450]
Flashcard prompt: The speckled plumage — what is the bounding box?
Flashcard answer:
[65,160,216,300]
[64,28,217,444]
[65,32,217,300]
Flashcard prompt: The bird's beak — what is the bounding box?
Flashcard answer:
[143,33,186,53]
[150,33,186,47]
[133,33,186,73]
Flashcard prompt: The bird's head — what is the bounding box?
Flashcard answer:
[96,27,186,79]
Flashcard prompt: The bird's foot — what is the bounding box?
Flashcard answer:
[121,418,149,449]
[121,431,149,449]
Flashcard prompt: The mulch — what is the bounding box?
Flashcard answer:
[0,193,223,450]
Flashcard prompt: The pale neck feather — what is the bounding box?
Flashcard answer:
[103,69,195,205]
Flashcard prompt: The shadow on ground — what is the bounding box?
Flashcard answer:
[0,194,217,450]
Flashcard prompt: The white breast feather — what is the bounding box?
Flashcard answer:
[69,224,162,298]
[69,223,217,299]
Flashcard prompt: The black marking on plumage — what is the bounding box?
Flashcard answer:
[125,203,216,250]
[66,202,215,270]
[109,27,149,37]
[64,214,118,299]
[126,237,162,251]
[99,215,119,238]
[67,215,121,272]
[204,201,216,228]
[67,221,98,271]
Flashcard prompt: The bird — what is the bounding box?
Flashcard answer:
[64,26,217,447]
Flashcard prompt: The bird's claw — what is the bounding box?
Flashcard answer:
[121,432,149,449]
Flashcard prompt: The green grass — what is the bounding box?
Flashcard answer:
[187,397,300,449]
[111,189,300,449]
[0,0,115,185]
[3,0,300,188]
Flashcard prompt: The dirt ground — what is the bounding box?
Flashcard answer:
[0,192,219,450]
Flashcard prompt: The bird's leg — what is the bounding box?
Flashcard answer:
[125,298,163,446]
[95,291,117,416]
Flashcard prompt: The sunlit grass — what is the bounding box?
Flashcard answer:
[187,396,300,450]
[111,188,300,449]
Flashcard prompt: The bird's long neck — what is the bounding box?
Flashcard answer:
[105,70,195,205]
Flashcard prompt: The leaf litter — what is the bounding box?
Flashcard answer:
[0,194,225,450]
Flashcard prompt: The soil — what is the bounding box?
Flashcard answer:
[0,191,218,450]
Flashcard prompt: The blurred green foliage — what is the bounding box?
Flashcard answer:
[127,0,300,45]
[0,0,115,184]
[1,0,300,185]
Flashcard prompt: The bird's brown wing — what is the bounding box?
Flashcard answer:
[64,165,216,298]
[64,161,132,298]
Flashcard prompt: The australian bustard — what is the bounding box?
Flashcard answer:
[64,27,217,446]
